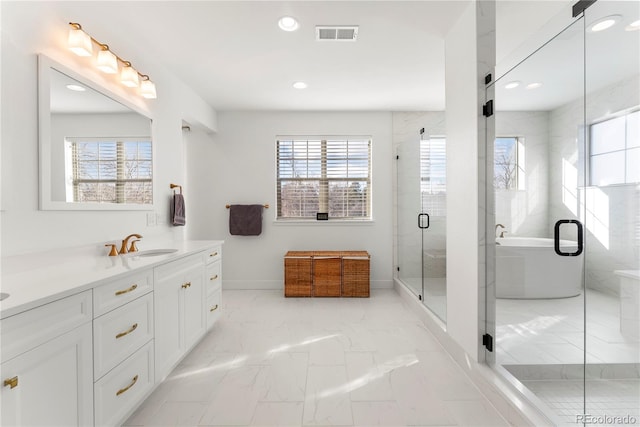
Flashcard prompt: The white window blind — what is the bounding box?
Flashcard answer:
[420,136,446,217]
[276,137,372,220]
[67,137,152,204]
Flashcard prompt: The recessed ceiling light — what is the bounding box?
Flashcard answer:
[504,81,520,90]
[293,81,307,89]
[526,82,543,90]
[66,84,86,92]
[588,15,621,32]
[625,19,640,32]
[278,16,299,32]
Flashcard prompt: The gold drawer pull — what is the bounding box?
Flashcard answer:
[210,304,219,312]
[115,323,138,339]
[116,375,138,396]
[210,274,219,281]
[115,284,138,296]
[181,282,191,289]
[4,376,18,389]
[209,251,218,257]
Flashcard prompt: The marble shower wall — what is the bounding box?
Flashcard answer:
[494,111,550,239]
[549,75,640,296]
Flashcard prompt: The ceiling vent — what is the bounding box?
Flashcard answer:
[316,26,359,42]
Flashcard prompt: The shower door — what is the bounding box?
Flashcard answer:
[397,132,447,322]
[489,12,588,426]
[584,0,640,422]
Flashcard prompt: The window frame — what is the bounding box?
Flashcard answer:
[494,136,525,191]
[275,136,373,222]
[588,108,639,187]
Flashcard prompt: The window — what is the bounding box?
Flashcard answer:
[590,110,639,186]
[494,137,524,190]
[420,136,446,216]
[66,137,152,204]
[276,137,371,220]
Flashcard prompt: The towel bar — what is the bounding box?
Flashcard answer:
[226,204,269,209]
[169,183,183,194]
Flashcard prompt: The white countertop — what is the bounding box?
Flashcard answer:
[0,239,224,319]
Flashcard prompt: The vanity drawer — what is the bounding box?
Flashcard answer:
[93,270,153,317]
[204,246,222,265]
[1,290,92,363]
[205,261,222,296]
[206,290,222,330]
[94,341,154,427]
[94,293,154,380]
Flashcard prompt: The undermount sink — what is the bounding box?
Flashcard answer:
[0,293,9,301]
[127,248,178,258]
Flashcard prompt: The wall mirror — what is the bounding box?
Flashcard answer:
[38,55,153,210]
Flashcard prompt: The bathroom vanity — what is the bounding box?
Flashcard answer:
[0,240,223,426]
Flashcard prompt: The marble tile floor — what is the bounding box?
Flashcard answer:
[496,289,640,365]
[125,289,508,427]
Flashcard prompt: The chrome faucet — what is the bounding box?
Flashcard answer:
[119,233,142,254]
[495,224,507,238]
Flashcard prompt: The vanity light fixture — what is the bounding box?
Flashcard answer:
[68,23,93,57]
[96,45,118,74]
[67,22,157,99]
[626,19,640,32]
[504,81,520,89]
[587,15,622,32]
[293,81,308,89]
[120,62,140,87]
[279,16,299,32]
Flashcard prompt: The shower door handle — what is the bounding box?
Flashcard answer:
[418,213,430,229]
[554,219,583,256]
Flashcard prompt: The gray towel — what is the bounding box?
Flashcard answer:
[172,194,185,226]
[229,204,263,236]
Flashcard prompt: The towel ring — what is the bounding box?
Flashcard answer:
[170,183,183,194]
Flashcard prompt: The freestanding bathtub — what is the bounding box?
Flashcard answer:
[495,237,584,299]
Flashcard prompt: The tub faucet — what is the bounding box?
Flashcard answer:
[495,224,507,238]
[119,233,143,254]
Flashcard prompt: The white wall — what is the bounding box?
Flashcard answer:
[186,111,394,290]
[1,2,216,256]
[549,75,640,296]
[444,1,495,361]
[494,111,549,238]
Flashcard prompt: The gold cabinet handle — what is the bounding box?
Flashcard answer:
[116,375,138,396]
[4,376,18,389]
[210,304,219,312]
[115,284,138,296]
[209,251,218,257]
[209,275,219,281]
[181,282,191,289]
[115,323,138,339]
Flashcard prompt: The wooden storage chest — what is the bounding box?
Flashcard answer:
[284,251,370,297]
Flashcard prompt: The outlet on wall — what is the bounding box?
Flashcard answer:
[156,212,166,225]
[146,212,157,227]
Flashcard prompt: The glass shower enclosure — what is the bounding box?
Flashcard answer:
[488,1,640,424]
[397,128,447,322]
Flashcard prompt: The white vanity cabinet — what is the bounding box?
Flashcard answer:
[154,253,207,381]
[0,291,93,427]
[205,246,223,329]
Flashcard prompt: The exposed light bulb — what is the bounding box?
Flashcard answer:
[96,48,118,74]
[68,25,92,57]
